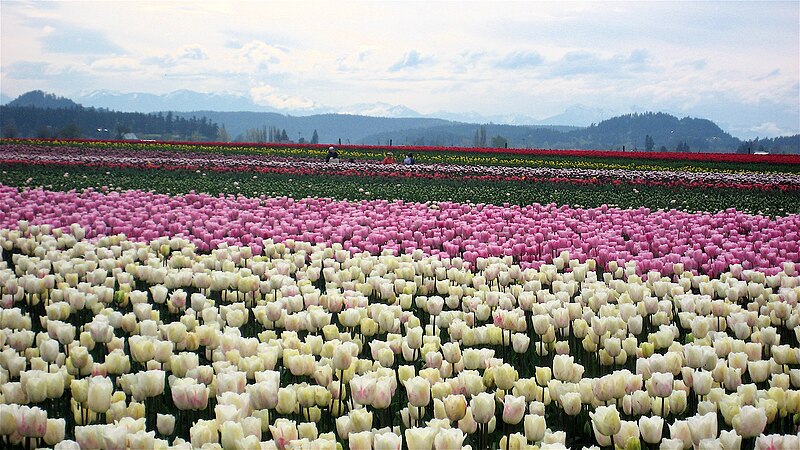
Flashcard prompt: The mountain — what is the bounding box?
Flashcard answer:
[340,102,422,118]
[539,104,620,127]
[1,92,219,140]
[4,90,798,153]
[74,89,272,113]
[359,112,746,152]
[431,110,539,126]
[173,111,455,144]
[8,90,81,109]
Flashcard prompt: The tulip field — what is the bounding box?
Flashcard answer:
[0,139,799,450]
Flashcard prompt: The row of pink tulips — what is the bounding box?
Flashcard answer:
[1,185,798,278]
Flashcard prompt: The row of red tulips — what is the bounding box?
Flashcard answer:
[5,138,800,165]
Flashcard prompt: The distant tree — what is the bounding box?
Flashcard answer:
[311,129,319,144]
[245,127,267,142]
[645,134,655,152]
[658,145,667,152]
[2,122,18,138]
[280,129,289,142]
[59,123,82,139]
[35,126,54,138]
[473,125,487,147]
[491,135,508,148]
[736,142,750,154]
[216,124,230,142]
[675,141,690,152]
[114,123,132,139]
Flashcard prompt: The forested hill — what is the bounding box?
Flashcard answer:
[8,90,81,109]
[1,91,220,140]
[1,91,798,153]
[360,112,753,152]
[570,113,740,152]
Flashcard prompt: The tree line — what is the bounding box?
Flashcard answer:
[1,98,221,141]
[360,112,799,153]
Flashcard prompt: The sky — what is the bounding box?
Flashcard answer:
[1,0,798,138]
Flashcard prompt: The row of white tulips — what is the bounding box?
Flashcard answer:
[0,224,799,449]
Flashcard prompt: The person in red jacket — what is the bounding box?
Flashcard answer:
[381,153,395,164]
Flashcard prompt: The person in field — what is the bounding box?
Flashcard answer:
[382,153,395,164]
[403,153,415,165]
[326,146,339,163]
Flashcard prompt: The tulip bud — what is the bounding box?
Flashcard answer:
[87,376,113,413]
[502,394,526,425]
[590,404,621,437]
[524,413,546,442]
[470,392,495,424]
[444,394,467,422]
[157,414,175,436]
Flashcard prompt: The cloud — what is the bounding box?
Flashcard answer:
[40,25,125,55]
[249,84,316,110]
[748,122,794,137]
[90,57,143,72]
[753,69,781,81]
[3,61,88,80]
[335,47,378,72]
[143,46,209,68]
[495,51,543,69]
[388,50,430,72]
[234,41,288,74]
[550,49,651,77]
[674,59,707,71]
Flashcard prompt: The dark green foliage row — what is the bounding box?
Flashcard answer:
[2,163,798,216]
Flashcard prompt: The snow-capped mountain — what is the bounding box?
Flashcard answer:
[339,102,422,118]
[74,89,272,113]
[67,89,622,128]
[538,104,621,126]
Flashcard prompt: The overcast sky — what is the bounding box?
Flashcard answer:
[1,1,798,137]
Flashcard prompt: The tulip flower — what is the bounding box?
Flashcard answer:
[403,427,435,450]
[406,376,431,410]
[374,431,402,450]
[524,413,546,443]
[590,405,621,438]
[647,372,674,398]
[731,405,767,438]
[494,364,518,391]
[87,376,113,414]
[269,418,298,450]
[156,413,175,436]
[15,405,47,438]
[502,394,526,425]
[639,415,663,444]
[44,418,66,446]
[470,392,495,424]
[444,394,468,422]
[343,431,371,450]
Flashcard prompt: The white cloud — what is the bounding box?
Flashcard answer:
[249,84,316,111]
[90,57,143,72]
[233,41,289,75]
[0,1,796,135]
[388,50,432,72]
[748,122,793,138]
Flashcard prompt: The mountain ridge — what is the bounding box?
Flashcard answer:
[2,90,798,153]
